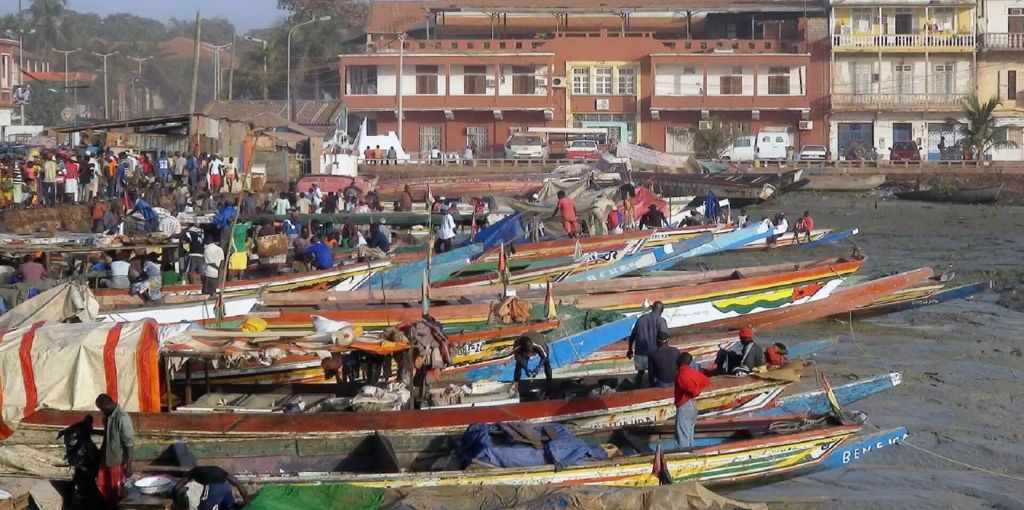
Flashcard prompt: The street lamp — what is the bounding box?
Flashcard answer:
[209,42,233,101]
[288,15,332,122]
[244,35,269,100]
[126,55,154,116]
[92,50,119,120]
[6,27,36,125]
[51,47,81,92]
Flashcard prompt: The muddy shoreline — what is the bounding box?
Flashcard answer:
[697,192,1024,509]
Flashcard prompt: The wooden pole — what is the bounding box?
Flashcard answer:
[184,360,193,404]
[188,11,202,114]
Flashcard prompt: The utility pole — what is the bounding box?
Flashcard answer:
[228,32,236,101]
[397,33,406,143]
[189,11,202,114]
[288,15,332,122]
[92,50,118,120]
[244,35,269,100]
[126,55,153,115]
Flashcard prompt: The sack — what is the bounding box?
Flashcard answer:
[256,233,288,257]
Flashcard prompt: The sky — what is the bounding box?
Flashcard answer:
[1,0,289,32]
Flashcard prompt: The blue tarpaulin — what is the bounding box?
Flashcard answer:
[472,213,525,251]
[458,423,608,469]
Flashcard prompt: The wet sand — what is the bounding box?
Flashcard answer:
[695,192,1024,509]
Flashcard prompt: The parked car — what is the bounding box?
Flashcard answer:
[798,145,828,161]
[719,129,793,161]
[565,139,601,161]
[504,134,548,159]
[889,141,921,162]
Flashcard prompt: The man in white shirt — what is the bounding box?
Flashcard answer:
[436,208,456,253]
[202,236,225,296]
[310,185,323,213]
[295,193,312,215]
[273,193,290,216]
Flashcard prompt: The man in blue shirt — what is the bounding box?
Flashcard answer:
[306,237,334,270]
[156,151,171,183]
[185,154,198,191]
[128,196,158,232]
[367,223,390,253]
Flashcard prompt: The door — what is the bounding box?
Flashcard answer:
[419,126,442,158]
[838,123,874,159]
[895,14,913,34]
[665,126,695,155]
[928,123,962,160]
[893,123,913,143]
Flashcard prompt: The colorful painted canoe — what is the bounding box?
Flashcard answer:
[261,258,852,308]
[838,280,989,319]
[228,425,906,488]
[684,267,934,332]
[570,258,864,328]
[95,260,390,305]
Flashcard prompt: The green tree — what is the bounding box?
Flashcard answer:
[695,119,749,159]
[29,0,68,48]
[951,95,1018,160]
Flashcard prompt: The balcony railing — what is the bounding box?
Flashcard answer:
[981,33,1024,50]
[832,93,967,109]
[832,33,975,49]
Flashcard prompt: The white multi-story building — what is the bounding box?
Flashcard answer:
[829,0,977,159]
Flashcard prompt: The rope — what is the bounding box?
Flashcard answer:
[901,440,1024,482]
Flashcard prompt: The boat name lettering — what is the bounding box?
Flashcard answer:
[840,433,908,464]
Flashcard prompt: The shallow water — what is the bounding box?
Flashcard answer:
[701,192,1024,509]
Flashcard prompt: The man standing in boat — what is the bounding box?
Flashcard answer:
[95,394,134,509]
[648,336,680,388]
[674,352,709,449]
[627,301,670,387]
[512,332,553,398]
[551,190,578,238]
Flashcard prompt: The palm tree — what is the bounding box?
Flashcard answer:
[29,0,68,49]
[952,95,1018,160]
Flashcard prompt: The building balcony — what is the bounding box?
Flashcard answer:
[832,33,975,52]
[342,93,557,114]
[981,33,1024,51]
[651,95,811,112]
[831,93,967,111]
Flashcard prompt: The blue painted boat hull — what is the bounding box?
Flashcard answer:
[645,223,771,273]
[756,372,903,417]
[360,243,484,290]
[818,427,909,470]
[850,281,989,318]
[463,316,639,382]
[564,233,714,283]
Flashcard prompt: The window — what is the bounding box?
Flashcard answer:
[851,62,871,94]
[1009,70,1018,100]
[1011,8,1024,33]
[894,63,913,94]
[572,67,590,95]
[934,63,954,95]
[618,67,637,95]
[933,8,954,32]
[466,126,489,155]
[348,66,378,95]
[511,65,536,95]
[594,67,613,95]
[853,9,872,33]
[464,65,488,95]
[767,66,790,95]
[415,65,439,95]
[419,126,441,157]
[720,66,743,95]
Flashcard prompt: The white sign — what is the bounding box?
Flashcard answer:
[616,142,691,169]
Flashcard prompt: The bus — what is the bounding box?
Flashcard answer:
[526,127,609,158]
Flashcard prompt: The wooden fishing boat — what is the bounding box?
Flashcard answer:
[837,280,989,319]
[894,185,1003,204]
[227,426,907,489]
[684,267,934,332]
[97,293,261,323]
[94,260,391,306]
[256,258,862,333]
[13,369,800,449]
[634,170,805,207]
[569,258,863,329]
[262,258,851,308]
[475,223,735,264]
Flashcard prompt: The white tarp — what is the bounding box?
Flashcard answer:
[616,142,691,169]
[0,320,161,437]
[0,282,99,331]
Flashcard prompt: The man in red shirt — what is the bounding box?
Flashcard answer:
[551,190,578,238]
[674,351,710,449]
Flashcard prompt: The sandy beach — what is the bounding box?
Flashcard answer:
[695,191,1024,509]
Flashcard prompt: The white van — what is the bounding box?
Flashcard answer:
[504,134,548,159]
[719,129,793,161]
